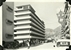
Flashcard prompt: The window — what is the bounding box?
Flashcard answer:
[17,6,22,9]
[5,34,13,39]
[23,5,28,10]
[14,20,17,23]
[6,19,13,25]
[14,25,17,27]
[6,5,13,12]
[14,30,17,32]
[14,34,17,37]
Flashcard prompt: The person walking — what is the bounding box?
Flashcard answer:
[26,40,30,49]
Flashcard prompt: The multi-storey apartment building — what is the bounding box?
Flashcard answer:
[57,2,70,39]
[2,2,45,48]
[2,2,15,48]
[14,4,45,46]
[2,2,14,42]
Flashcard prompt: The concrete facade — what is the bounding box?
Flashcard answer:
[2,3,45,48]
[14,5,45,43]
[2,2,14,42]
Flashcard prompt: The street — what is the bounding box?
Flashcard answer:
[5,42,69,50]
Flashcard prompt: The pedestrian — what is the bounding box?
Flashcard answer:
[53,40,56,47]
[26,40,30,49]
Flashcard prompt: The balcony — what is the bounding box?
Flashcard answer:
[15,5,35,13]
[31,22,44,32]
[14,25,31,30]
[14,15,31,21]
[14,35,31,39]
[14,30,31,34]
[31,36,45,39]
[14,20,31,25]
[31,31,45,37]
[15,10,31,15]
[31,26,44,34]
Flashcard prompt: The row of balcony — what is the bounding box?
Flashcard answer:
[15,4,35,13]
[14,14,45,30]
[14,35,45,40]
[14,20,44,32]
[14,5,45,40]
[14,9,44,28]
[14,24,44,35]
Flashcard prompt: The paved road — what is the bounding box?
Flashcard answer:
[5,42,69,50]
[30,42,68,50]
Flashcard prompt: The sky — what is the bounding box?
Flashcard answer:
[15,2,65,29]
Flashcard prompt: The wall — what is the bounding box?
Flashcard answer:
[2,2,14,42]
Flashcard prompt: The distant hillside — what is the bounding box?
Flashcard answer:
[45,26,61,39]
[54,26,61,36]
[45,28,54,38]
[54,26,61,39]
